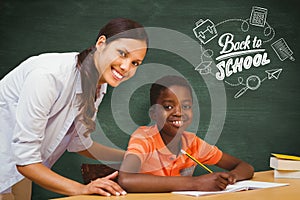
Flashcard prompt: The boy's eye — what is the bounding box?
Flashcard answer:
[163,105,173,110]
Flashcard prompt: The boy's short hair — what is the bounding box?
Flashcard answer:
[150,75,192,106]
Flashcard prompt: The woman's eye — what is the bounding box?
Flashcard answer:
[118,50,126,57]
[132,61,140,67]
[182,105,192,110]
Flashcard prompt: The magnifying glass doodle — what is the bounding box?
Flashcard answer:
[234,75,261,98]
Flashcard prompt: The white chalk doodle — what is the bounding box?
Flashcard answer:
[196,48,215,76]
[241,20,275,43]
[195,61,212,75]
[194,16,275,78]
[225,77,245,87]
[225,68,283,99]
[271,38,295,61]
[192,6,294,100]
[249,6,268,27]
[265,68,282,80]
[193,19,218,45]
[234,75,262,98]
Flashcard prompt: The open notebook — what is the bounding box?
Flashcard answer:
[172,180,289,197]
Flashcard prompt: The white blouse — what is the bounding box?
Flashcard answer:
[0,52,107,192]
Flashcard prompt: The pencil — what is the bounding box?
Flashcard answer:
[181,149,213,173]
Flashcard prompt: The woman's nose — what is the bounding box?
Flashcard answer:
[120,60,131,71]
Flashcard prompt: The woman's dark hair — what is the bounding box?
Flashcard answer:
[76,18,148,136]
[150,75,193,106]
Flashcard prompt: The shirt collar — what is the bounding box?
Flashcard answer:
[153,125,193,157]
[153,125,181,156]
[99,83,108,95]
[75,71,82,94]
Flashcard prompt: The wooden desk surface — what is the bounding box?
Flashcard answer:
[52,170,300,200]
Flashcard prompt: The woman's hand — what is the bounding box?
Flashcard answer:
[17,163,126,196]
[82,171,127,196]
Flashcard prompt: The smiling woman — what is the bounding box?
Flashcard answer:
[77,18,148,135]
[94,36,147,87]
[0,18,148,199]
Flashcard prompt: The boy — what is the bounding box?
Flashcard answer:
[118,75,254,192]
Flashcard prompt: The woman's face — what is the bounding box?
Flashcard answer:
[94,36,147,87]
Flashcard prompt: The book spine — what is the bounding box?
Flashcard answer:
[270,157,300,170]
[274,169,300,179]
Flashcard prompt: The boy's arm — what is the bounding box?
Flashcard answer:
[216,152,254,182]
[118,154,182,192]
[118,154,233,192]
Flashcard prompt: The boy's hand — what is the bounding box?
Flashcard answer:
[226,171,237,184]
[193,172,235,191]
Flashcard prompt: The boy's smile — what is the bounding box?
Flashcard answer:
[152,85,193,144]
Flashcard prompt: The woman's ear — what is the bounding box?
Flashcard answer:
[95,35,106,47]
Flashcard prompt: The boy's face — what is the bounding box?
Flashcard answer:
[151,85,193,138]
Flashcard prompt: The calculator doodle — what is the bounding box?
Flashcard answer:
[249,6,268,27]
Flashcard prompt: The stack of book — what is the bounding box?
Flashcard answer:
[270,153,300,179]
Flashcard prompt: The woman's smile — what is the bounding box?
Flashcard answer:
[111,67,124,81]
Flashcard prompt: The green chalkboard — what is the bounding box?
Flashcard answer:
[0,0,299,199]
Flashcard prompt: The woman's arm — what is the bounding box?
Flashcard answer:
[17,163,126,196]
[118,154,233,192]
[216,152,254,182]
[77,142,125,161]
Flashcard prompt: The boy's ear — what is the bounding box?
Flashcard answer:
[149,105,156,120]
[149,104,161,120]
[149,104,164,121]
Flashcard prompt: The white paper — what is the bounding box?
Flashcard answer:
[172,180,289,197]
[233,180,288,189]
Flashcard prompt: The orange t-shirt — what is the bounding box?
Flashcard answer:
[125,125,223,176]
